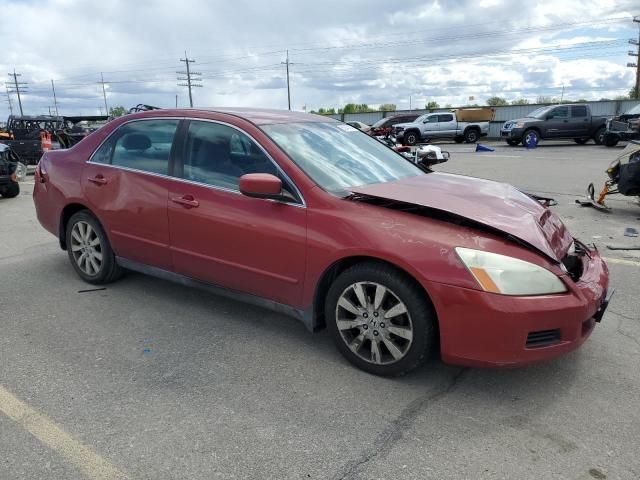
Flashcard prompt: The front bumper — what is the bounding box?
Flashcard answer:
[425,246,609,368]
[501,127,525,140]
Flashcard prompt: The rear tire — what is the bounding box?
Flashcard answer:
[65,210,123,285]
[404,130,420,146]
[325,262,437,377]
[464,129,480,143]
[573,138,589,145]
[593,127,606,146]
[0,182,19,198]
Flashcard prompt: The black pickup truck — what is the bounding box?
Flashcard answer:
[501,104,608,147]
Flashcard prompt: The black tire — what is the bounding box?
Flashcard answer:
[454,136,464,144]
[0,182,19,198]
[65,210,122,285]
[404,130,420,146]
[522,129,540,148]
[573,138,589,145]
[464,128,480,143]
[325,262,437,377]
[506,139,519,146]
[603,134,619,147]
[593,127,606,146]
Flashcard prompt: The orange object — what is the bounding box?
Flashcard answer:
[40,131,52,151]
[596,183,609,205]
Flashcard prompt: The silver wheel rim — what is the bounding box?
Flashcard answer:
[468,132,477,142]
[335,282,413,365]
[525,131,537,145]
[70,221,103,276]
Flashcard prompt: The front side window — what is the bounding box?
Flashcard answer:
[261,122,422,194]
[182,121,285,192]
[438,114,454,122]
[92,119,179,176]
[549,107,569,119]
[427,116,439,123]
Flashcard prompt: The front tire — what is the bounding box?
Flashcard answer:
[65,210,122,285]
[0,182,19,198]
[404,130,420,146]
[603,133,619,147]
[325,262,437,377]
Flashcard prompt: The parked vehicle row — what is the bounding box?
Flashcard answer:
[33,107,610,376]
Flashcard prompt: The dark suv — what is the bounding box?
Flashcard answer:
[369,114,420,137]
[0,144,21,198]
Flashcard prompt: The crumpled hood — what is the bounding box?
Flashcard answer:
[350,173,573,262]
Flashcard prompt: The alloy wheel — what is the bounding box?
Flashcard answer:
[335,282,413,365]
[70,221,103,276]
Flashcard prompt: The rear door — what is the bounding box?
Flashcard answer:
[82,118,181,270]
[437,113,457,136]
[167,119,307,306]
[570,105,590,137]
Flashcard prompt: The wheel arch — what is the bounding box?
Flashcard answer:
[58,202,94,250]
[310,255,438,334]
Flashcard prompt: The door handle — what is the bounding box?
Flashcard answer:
[88,175,108,185]
[171,195,199,208]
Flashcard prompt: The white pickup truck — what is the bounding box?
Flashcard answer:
[393,111,490,145]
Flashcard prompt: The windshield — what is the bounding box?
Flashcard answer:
[526,106,553,119]
[261,122,423,193]
[414,114,428,123]
[625,104,640,115]
[371,117,388,128]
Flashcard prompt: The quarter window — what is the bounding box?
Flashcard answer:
[572,106,587,118]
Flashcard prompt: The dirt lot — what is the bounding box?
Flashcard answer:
[1,141,639,480]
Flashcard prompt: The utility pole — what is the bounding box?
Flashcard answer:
[281,50,294,110]
[560,84,565,102]
[175,94,178,108]
[51,79,59,116]
[4,84,13,115]
[8,69,27,116]
[629,16,640,99]
[409,95,412,110]
[177,51,202,108]
[99,72,109,115]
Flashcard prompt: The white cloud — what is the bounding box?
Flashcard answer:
[0,0,637,116]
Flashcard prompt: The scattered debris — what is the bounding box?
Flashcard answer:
[77,287,107,293]
[624,227,639,237]
[475,143,495,152]
[605,244,640,250]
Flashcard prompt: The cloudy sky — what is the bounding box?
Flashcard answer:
[1,0,638,117]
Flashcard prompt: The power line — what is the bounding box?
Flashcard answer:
[177,51,202,108]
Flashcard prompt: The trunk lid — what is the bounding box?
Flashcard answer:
[349,173,573,262]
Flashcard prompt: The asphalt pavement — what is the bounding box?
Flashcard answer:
[0,140,638,480]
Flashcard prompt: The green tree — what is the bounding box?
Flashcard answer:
[109,106,127,117]
[425,101,440,110]
[444,103,452,108]
[630,88,639,100]
[511,98,529,105]
[614,94,630,101]
[536,96,560,104]
[486,96,508,106]
[315,107,336,115]
[378,103,396,112]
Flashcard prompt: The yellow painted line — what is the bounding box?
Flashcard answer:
[0,386,129,480]
[603,257,640,267]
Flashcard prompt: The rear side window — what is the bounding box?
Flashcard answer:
[91,119,179,175]
[572,106,587,118]
[438,114,454,122]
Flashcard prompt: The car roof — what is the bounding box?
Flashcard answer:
[188,107,336,125]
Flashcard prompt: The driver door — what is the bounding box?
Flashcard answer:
[545,106,569,138]
[167,119,307,307]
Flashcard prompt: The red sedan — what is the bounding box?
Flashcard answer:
[33,108,610,376]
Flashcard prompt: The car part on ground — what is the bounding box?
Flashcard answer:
[501,104,608,147]
[576,140,640,211]
[33,107,609,376]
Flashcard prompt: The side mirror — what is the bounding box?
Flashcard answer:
[239,173,286,201]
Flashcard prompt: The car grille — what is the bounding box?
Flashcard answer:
[526,329,561,348]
